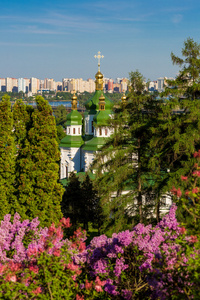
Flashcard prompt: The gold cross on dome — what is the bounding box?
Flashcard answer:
[94,51,104,71]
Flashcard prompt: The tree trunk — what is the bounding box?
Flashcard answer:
[156,197,160,223]
[137,139,143,223]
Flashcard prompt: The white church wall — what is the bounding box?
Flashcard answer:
[110,191,173,217]
[66,125,82,136]
[85,115,95,135]
[83,150,94,172]
[60,147,82,179]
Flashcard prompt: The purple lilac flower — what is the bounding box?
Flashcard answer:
[104,279,120,296]
[122,289,132,300]
[114,258,128,277]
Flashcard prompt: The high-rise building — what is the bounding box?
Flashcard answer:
[6,77,14,92]
[1,78,6,91]
[108,79,114,92]
[30,77,39,94]
[121,78,128,92]
[18,78,26,93]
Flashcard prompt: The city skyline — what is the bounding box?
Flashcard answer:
[1,0,200,81]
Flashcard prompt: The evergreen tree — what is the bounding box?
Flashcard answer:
[92,72,159,234]
[167,37,200,100]
[0,95,16,219]
[56,125,66,144]
[13,99,33,147]
[54,105,67,126]
[149,38,200,224]
[15,96,64,227]
[61,172,82,226]
[80,174,101,231]
[62,173,102,231]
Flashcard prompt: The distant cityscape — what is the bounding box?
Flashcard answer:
[0,76,175,96]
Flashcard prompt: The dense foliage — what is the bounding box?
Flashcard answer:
[93,38,200,235]
[0,202,199,299]
[62,173,101,231]
[0,95,16,219]
[14,96,64,227]
[0,95,64,227]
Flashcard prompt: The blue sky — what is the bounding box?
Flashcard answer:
[1,0,200,81]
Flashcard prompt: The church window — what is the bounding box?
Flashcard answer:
[73,128,76,134]
[66,166,68,178]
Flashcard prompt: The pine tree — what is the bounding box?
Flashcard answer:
[61,172,82,226]
[0,95,16,219]
[148,38,200,223]
[80,174,101,231]
[92,73,159,234]
[15,96,64,227]
[167,37,200,100]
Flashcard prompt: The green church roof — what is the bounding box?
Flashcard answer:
[85,90,113,115]
[82,136,107,151]
[93,110,110,125]
[65,110,82,126]
[60,135,84,148]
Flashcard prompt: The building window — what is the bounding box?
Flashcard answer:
[105,128,108,136]
[78,127,80,134]
[99,128,102,136]
[92,121,94,133]
[73,128,75,134]
[66,166,68,178]
[68,128,70,134]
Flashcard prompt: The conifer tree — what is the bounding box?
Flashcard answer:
[80,174,101,231]
[13,99,33,147]
[149,38,200,221]
[0,95,16,219]
[61,172,82,226]
[61,173,102,231]
[15,96,64,227]
[92,72,159,234]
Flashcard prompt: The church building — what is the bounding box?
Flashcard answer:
[59,52,114,179]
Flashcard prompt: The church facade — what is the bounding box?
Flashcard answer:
[59,66,114,179]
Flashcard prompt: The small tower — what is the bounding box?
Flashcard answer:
[82,93,112,171]
[121,92,127,107]
[60,93,84,178]
[84,51,113,139]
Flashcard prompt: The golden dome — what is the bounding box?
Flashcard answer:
[72,93,77,101]
[99,93,105,101]
[121,93,127,106]
[99,93,105,111]
[95,71,104,91]
[95,71,103,79]
[71,92,78,110]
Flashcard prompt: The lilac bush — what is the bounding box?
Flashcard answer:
[0,206,199,299]
[75,204,196,299]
